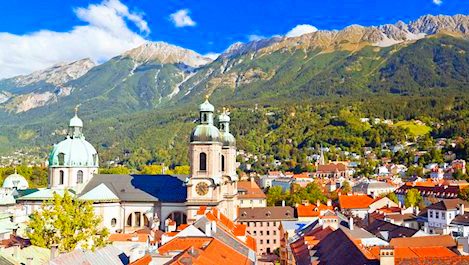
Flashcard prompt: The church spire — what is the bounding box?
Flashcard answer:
[69,105,84,138]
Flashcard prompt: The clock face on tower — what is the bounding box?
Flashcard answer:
[196,182,209,196]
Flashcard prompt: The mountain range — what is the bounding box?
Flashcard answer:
[1,14,469,155]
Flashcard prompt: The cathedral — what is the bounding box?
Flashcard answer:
[19,98,239,233]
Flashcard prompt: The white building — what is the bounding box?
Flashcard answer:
[18,99,240,234]
[424,199,469,235]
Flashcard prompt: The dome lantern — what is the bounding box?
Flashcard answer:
[190,96,221,143]
[69,105,84,138]
[218,108,236,147]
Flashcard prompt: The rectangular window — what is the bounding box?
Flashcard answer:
[274,230,277,235]
[429,211,433,218]
[442,213,445,220]
[260,222,263,227]
[260,231,263,236]
[274,239,277,244]
[273,221,277,226]
[267,239,270,244]
[436,211,439,219]
[253,231,257,236]
[267,222,270,227]
[267,231,270,236]
[260,240,263,244]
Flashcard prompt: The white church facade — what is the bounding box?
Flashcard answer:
[17,98,239,233]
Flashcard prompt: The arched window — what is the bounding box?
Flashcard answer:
[221,155,225,172]
[77,170,84,184]
[199,152,207,171]
[58,153,65,166]
[59,170,64,185]
[201,113,207,123]
[111,218,117,227]
[126,214,132,226]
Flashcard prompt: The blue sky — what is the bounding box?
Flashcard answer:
[0,0,467,77]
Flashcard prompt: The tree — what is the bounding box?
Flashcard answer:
[99,166,130,174]
[459,187,469,201]
[266,186,285,206]
[387,192,399,204]
[341,180,352,194]
[404,188,422,208]
[27,191,109,252]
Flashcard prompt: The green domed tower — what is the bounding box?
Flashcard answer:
[48,108,98,191]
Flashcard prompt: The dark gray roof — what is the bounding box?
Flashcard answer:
[427,199,469,211]
[451,212,469,225]
[79,174,188,203]
[366,219,419,241]
[49,245,127,265]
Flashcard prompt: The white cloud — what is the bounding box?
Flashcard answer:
[248,34,266,41]
[170,9,196,27]
[203,52,220,60]
[0,0,148,78]
[286,24,318,38]
[433,0,443,5]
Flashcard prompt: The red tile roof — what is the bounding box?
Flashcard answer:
[339,194,375,209]
[165,237,252,265]
[237,180,266,199]
[158,237,213,255]
[297,202,333,217]
[390,235,456,248]
[108,233,148,243]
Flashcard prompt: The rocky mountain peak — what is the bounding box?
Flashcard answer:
[123,41,213,68]
[12,58,96,87]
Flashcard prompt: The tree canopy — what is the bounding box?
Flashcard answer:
[27,191,109,252]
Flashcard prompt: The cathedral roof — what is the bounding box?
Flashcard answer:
[79,174,188,203]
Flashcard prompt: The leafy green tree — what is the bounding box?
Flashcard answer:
[99,166,130,174]
[27,191,109,252]
[140,164,164,174]
[387,192,399,204]
[404,188,422,207]
[266,186,285,206]
[458,187,469,201]
[341,180,352,194]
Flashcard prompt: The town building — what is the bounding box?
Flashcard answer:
[338,194,398,219]
[237,206,296,257]
[423,198,469,235]
[352,181,396,198]
[237,178,267,208]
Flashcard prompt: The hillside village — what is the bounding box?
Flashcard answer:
[0,97,468,265]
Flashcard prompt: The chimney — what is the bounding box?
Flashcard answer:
[461,204,465,216]
[414,206,420,216]
[205,221,212,237]
[50,244,59,260]
[327,199,332,207]
[211,221,217,233]
[250,177,255,187]
[379,247,395,265]
[317,199,320,207]
[26,257,33,265]
[349,217,354,231]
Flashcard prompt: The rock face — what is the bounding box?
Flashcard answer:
[12,58,96,87]
[1,14,469,116]
[123,42,213,68]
